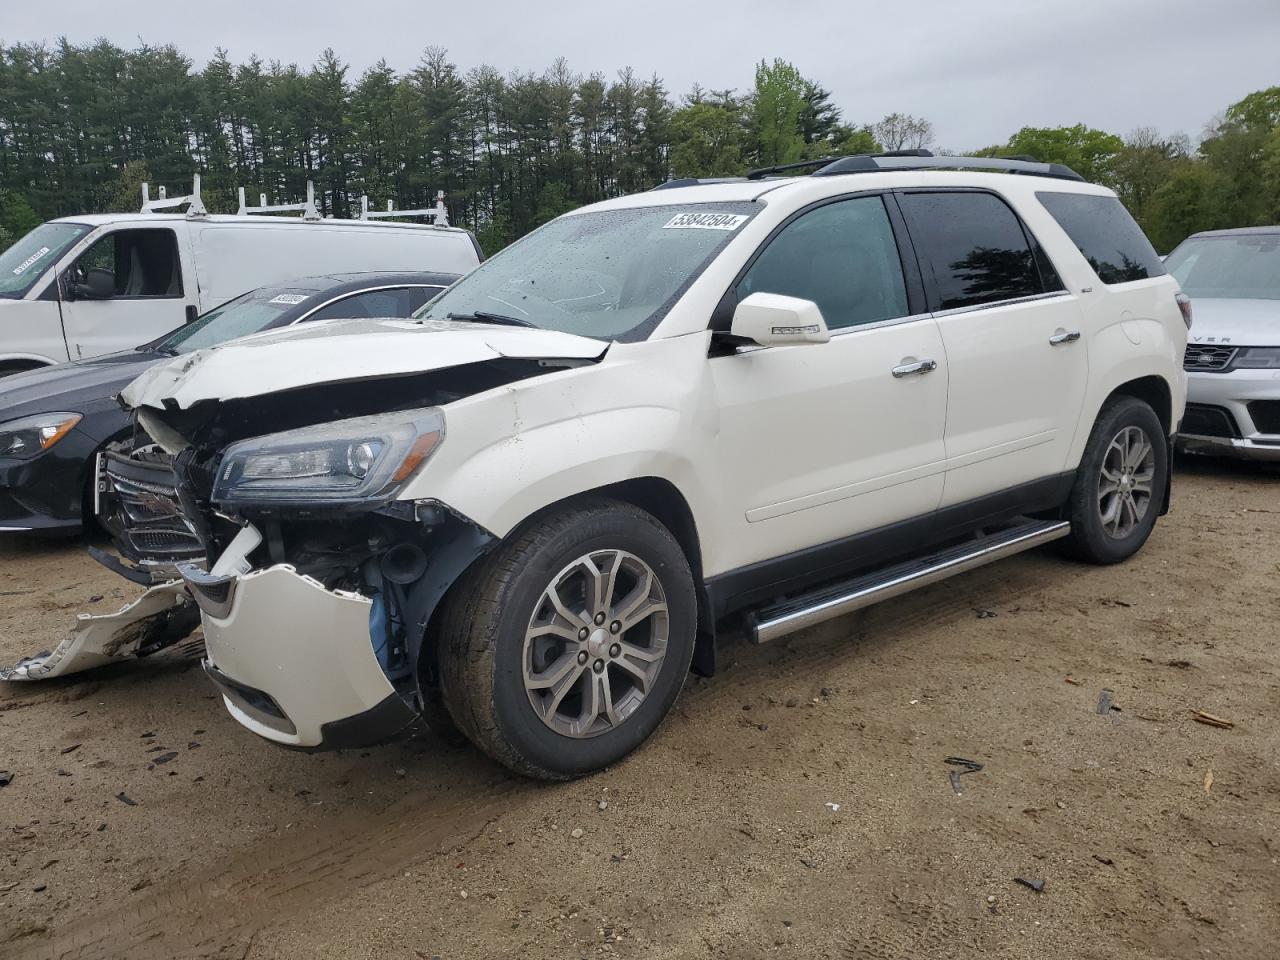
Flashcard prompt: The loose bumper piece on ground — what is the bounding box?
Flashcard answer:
[0,580,195,680]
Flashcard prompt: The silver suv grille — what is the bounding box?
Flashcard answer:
[1183,345,1237,371]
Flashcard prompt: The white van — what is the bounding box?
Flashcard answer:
[0,187,482,371]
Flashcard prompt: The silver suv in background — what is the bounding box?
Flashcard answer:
[1167,226,1280,461]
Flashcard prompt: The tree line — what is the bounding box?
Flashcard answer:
[0,40,1277,254]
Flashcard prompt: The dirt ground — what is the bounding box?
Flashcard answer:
[1,456,1277,960]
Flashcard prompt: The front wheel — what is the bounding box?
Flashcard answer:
[1062,396,1168,564]
[437,499,697,779]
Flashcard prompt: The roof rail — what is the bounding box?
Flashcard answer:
[237,181,322,220]
[811,152,1084,181]
[359,191,450,227]
[140,175,208,217]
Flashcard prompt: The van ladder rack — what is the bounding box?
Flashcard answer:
[359,191,449,227]
[237,181,322,220]
[140,175,208,217]
[744,518,1070,644]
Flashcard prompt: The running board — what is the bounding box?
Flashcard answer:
[744,519,1070,644]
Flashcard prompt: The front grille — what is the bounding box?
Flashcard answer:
[1183,345,1238,372]
[1247,400,1280,435]
[100,451,206,564]
[1181,404,1239,439]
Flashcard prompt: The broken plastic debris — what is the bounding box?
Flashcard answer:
[0,770,13,788]
[824,802,841,812]
[1095,689,1116,715]
[115,792,138,806]
[0,581,193,681]
[1014,876,1046,893]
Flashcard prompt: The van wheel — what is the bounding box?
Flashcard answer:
[437,499,696,780]
[1062,396,1167,564]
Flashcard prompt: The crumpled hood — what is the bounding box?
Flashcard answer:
[1186,298,1280,347]
[121,318,609,410]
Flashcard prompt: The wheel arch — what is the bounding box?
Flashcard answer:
[1104,374,1174,436]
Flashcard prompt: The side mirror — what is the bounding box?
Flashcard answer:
[67,267,114,301]
[730,292,830,347]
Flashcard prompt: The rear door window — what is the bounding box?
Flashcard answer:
[304,286,440,323]
[898,192,1043,311]
[1037,192,1165,285]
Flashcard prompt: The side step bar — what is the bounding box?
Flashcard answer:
[744,519,1070,644]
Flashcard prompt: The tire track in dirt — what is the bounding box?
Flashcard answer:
[13,775,523,960]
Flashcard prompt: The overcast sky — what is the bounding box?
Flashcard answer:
[5,0,1278,148]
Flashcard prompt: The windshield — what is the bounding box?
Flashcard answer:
[1165,234,1280,300]
[0,222,92,299]
[416,202,758,340]
[154,287,311,354]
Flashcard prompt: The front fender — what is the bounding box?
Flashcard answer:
[416,397,712,541]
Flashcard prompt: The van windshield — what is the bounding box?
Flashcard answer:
[415,202,758,341]
[0,222,92,299]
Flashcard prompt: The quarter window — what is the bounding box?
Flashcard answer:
[898,192,1042,310]
[1037,192,1165,285]
[736,196,909,331]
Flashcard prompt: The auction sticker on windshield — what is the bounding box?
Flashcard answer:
[12,247,51,276]
[268,294,309,305]
[663,213,749,231]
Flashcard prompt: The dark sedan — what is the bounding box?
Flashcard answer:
[0,271,458,534]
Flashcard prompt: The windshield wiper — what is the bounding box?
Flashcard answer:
[445,310,537,329]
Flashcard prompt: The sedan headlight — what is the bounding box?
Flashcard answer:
[0,412,82,459]
[1234,347,1280,370]
[212,408,444,506]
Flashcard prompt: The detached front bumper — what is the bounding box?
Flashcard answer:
[181,561,420,749]
[1179,369,1280,461]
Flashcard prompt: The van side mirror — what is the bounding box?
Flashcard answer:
[67,268,114,301]
[730,292,830,347]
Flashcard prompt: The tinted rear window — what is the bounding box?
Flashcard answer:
[898,191,1043,310]
[1038,193,1165,285]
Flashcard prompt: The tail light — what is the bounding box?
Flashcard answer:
[1175,292,1192,329]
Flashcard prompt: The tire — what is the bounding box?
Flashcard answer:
[1062,396,1168,564]
[437,498,697,780]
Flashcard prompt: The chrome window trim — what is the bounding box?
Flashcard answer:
[290,284,447,325]
[930,290,1072,320]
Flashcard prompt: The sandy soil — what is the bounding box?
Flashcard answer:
[1,456,1277,960]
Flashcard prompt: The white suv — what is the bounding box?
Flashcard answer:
[104,153,1188,778]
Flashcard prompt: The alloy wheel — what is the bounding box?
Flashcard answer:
[522,549,669,738]
[1097,425,1155,539]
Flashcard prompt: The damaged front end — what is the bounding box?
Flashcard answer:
[100,321,605,747]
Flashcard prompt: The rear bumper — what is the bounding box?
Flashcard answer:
[182,561,419,749]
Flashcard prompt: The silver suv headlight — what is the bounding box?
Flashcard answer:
[1234,347,1280,370]
[212,408,444,507]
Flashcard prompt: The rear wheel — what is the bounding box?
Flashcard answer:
[1062,396,1167,564]
[437,499,696,779]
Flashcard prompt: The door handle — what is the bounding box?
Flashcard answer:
[892,359,938,378]
[1049,330,1081,346]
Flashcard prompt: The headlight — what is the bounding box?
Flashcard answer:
[212,408,444,506]
[0,412,82,459]
[1234,347,1280,370]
